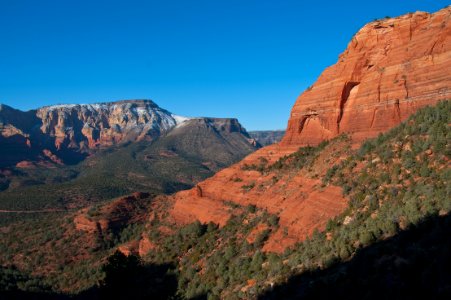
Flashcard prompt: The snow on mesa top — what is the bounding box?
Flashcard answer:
[34,100,192,149]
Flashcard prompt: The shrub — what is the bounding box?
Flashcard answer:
[241,182,256,191]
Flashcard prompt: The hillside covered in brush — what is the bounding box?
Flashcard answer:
[1,101,448,299]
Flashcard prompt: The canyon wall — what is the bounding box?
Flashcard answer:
[35,100,180,151]
[282,8,451,146]
[148,8,451,253]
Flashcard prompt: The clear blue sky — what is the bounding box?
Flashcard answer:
[0,1,448,130]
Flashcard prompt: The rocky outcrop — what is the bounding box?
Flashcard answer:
[0,100,188,156]
[282,8,451,146]
[74,192,151,235]
[35,100,181,151]
[0,100,185,166]
[148,8,451,253]
[0,104,40,167]
[159,139,350,252]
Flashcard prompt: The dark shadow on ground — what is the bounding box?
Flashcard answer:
[259,213,451,300]
[81,251,179,300]
[0,252,179,300]
[3,215,450,299]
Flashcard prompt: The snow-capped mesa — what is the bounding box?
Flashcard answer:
[44,104,80,110]
[31,100,189,150]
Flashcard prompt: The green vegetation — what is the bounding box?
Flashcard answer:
[145,208,283,299]
[0,117,258,215]
[0,266,51,294]
[0,101,449,298]
[0,195,151,294]
[0,141,205,213]
[241,139,330,175]
[269,139,330,171]
[0,213,106,293]
[143,101,450,298]
[241,182,256,191]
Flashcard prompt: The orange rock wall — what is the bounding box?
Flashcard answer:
[282,8,451,146]
[168,143,349,252]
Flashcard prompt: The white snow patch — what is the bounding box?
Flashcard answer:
[172,114,191,128]
[46,104,79,110]
[43,103,191,133]
[45,103,112,112]
[87,104,109,110]
[135,107,148,116]
[155,110,176,131]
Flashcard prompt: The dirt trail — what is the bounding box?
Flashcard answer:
[0,209,66,213]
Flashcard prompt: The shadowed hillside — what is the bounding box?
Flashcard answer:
[259,213,451,299]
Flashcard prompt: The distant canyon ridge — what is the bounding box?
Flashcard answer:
[0,100,283,168]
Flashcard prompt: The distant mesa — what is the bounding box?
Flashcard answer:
[0,99,259,167]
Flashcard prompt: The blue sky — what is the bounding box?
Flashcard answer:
[0,1,448,130]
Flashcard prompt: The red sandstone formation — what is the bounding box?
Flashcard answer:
[168,142,349,252]
[149,8,451,253]
[42,149,64,165]
[36,100,179,151]
[117,240,140,256]
[283,8,451,146]
[138,236,157,256]
[74,193,151,236]
[15,161,36,168]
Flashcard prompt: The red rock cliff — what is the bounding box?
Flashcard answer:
[36,100,179,150]
[282,8,451,146]
[145,8,451,254]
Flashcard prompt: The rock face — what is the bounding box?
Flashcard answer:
[35,100,181,151]
[0,100,185,165]
[0,104,43,168]
[148,8,451,253]
[282,8,451,146]
[0,100,187,156]
[74,192,151,235]
[153,140,350,253]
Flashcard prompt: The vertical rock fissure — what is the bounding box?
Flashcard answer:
[394,99,401,122]
[337,82,360,132]
[298,116,308,134]
[403,78,409,99]
[370,108,377,128]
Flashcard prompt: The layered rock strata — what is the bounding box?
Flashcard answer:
[282,8,451,146]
